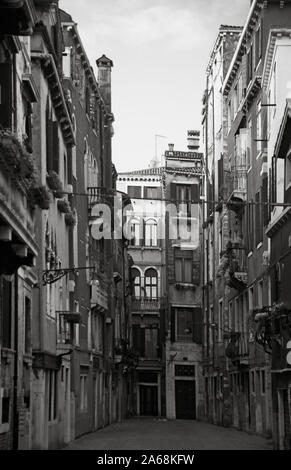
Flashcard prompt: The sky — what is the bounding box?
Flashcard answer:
[60,0,250,172]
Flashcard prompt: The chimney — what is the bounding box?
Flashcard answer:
[168,143,174,152]
[187,130,200,151]
[96,54,113,113]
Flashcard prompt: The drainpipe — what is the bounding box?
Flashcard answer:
[12,271,19,450]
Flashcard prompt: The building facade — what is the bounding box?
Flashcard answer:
[0,0,38,451]
[0,0,133,449]
[163,133,204,420]
[117,167,167,417]
[202,0,291,443]
[262,28,291,450]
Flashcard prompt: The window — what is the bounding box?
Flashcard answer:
[247,44,253,84]
[255,24,262,66]
[48,370,57,421]
[251,370,255,393]
[258,280,263,308]
[1,396,9,424]
[92,313,103,352]
[174,307,202,344]
[176,308,194,342]
[145,268,158,299]
[218,299,223,341]
[144,186,161,199]
[1,278,12,349]
[285,152,291,190]
[175,249,193,283]
[24,296,31,354]
[127,186,141,198]
[0,62,12,129]
[129,218,141,246]
[145,219,158,247]
[261,370,266,394]
[228,301,233,331]
[255,191,262,246]
[256,100,262,155]
[80,375,88,411]
[246,117,252,168]
[62,46,71,78]
[145,327,158,358]
[132,325,159,358]
[131,268,141,299]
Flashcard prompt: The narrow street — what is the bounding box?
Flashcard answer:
[64,418,273,450]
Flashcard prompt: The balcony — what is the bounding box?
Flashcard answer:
[225,331,249,365]
[57,311,81,349]
[227,165,247,215]
[223,241,248,292]
[91,279,108,312]
[132,297,161,313]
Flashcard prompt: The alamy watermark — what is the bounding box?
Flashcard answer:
[89,196,200,245]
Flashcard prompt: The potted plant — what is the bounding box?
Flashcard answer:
[28,185,51,210]
[46,170,63,198]
[57,198,71,214]
[65,211,76,227]
[20,151,38,183]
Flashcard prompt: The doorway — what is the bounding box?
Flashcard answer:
[139,385,158,416]
[175,380,196,419]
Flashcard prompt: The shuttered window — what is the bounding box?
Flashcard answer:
[1,279,12,349]
[0,62,12,129]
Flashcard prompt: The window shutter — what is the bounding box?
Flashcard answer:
[2,279,12,348]
[255,192,260,246]
[170,307,175,343]
[170,183,177,203]
[192,248,200,285]
[191,184,200,203]
[46,109,53,172]
[262,176,269,226]
[193,307,202,345]
[218,156,224,198]
[0,62,12,129]
[52,121,59,173]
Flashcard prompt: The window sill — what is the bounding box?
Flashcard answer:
[256,242,263,250]
[247,251,253,258]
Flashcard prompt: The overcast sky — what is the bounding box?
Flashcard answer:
[60,0,250,172]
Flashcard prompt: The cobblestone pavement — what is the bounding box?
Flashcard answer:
[64,418,273,450]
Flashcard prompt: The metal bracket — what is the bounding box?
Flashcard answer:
[42,266,95,285]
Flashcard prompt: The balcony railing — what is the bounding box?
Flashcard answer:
[132,297,161,312]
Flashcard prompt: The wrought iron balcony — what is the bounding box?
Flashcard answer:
[131,297,161,312]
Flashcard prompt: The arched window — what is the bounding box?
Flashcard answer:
[130,218,141,246]
[145,268,158,299]
[131,268,141,299]
[145,219,158,247]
